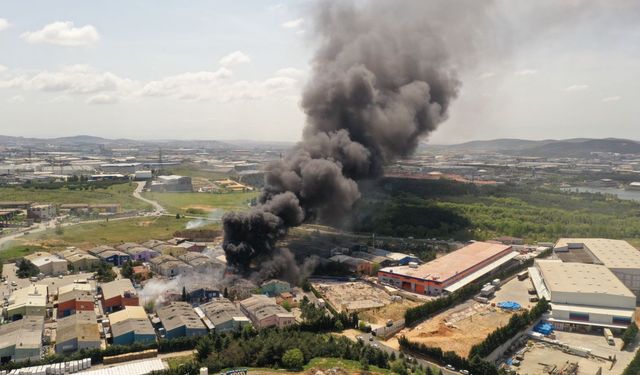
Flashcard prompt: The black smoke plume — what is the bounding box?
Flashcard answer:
[224,0,489,271]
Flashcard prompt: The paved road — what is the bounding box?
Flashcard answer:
[133,181,165,213]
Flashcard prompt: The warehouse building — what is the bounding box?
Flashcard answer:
[156,302,207,339]
[58,249,100,271]
[149,175,193,192]
[239,295,295,329]
[6,284,48,320]
[57,284,95,318]
[24,251,68,276]
[109,306,156,346]
[55,311,101,354]
[530,259,636,331]
[0,316,44,363]
[378,241,516,295]
[100,279,139,313]
[554,238,640,301]
[200,298,250,333]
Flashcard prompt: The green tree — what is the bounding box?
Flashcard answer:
[195,336,213,362]
[282,348,304,370]
[16,259,39,278]
[95,262,116,282]
[182,286,188,302]
[121,261,134,279]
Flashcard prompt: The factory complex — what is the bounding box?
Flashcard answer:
[378,241,517,295]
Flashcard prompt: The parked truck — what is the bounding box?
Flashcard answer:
[604,328,615,345]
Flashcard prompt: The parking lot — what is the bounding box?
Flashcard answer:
[491,274,535,308]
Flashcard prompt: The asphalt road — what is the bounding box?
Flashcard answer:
[133,181,165,213]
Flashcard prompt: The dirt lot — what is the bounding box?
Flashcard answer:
[313,280,393,313]
[385,300,514,357]
[512,330,637,375]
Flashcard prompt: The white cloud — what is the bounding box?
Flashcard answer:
[565,84,589,92]
[0,18,10,31]
[86,94,118,105]
[140,68,232,97]
[218,51,251,67]
[275,67,304,79]
[602,96,621,102]
[21,21,100,47]
[514,69,537,76]
[477,72,495,80]
[0,64,300,104]
[7,95,24,104]
[282,18,304,29]
[268,4,285,11]
[0,65,136,97]
[0,64,7,73]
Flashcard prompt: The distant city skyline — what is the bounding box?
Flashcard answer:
[1,1,639,144]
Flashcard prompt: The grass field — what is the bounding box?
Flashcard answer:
[163,163,231,180]
[0,183,149,211]
[1,216,219,259]
[142,191,258,215]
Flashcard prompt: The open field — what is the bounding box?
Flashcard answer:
[163,163,231,180]
[386,300,514,357]
[0,183,150,211]
[142,191,258,215]
[1,216,218,259]
[515,330,638,375]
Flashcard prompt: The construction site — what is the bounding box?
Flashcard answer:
[385,299,514,357]
[311,280,420,325]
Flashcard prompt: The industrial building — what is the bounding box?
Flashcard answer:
[55,311,101,354]
[24,251,68,276]
[530,259,636,331]
[57,284,95,318]
[199,298,251,333]
[100,279,139,313]
[554,238,640,301]
[378,241,516,295]
[329,254,373,275]
[260,280,291,297]
[149,175,193,192]
[109,306,156,346]
[149,255,194,277]
[26,204,56,222]
[117,244,159,262]
[239,295,296,329]
[156,302,207,339]
[0,316,44,363]
[88,245,131,266]
[6,284,48,320]
[58,248,100,271]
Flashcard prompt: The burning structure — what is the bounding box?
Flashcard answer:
[223,0,492,275]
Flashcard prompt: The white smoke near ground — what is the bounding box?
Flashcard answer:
[185,208,224,229]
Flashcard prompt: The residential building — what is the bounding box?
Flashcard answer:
[156,302,207,339]
[200,298,251,333]
[109,306,156,345]
[0,316,44,362]
[122,246,158,262]
[100,279,139,313]
[55,311,101,354]
[239,295,295,329]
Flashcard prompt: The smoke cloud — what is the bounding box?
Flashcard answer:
[223,0,492,271]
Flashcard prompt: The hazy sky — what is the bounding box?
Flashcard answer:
[1,1,639,144]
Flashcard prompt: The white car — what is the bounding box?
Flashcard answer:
[460,370,470,375]
[445,365,455,371]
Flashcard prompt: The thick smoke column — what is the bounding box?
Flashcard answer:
[224,0,488,270]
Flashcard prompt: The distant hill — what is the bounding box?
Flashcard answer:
[0,135,232,149]
[428,138,640,157]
